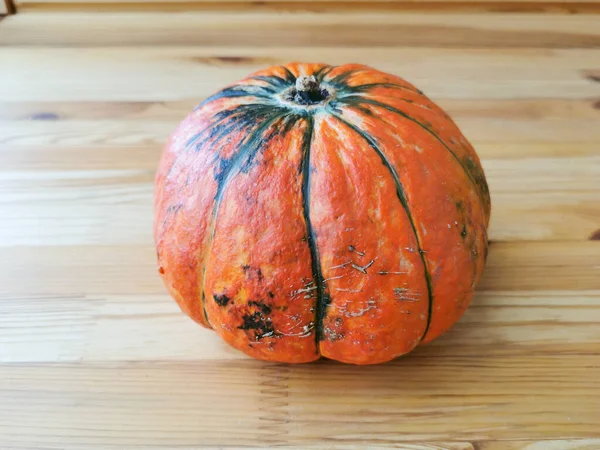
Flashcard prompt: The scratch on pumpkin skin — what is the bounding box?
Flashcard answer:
[348,245,365,257]
[327,112,434,342]
[323,274,345,282]
[351,258,376,274]
[280,321,315,338]
[393,287,420,303]
[290,285,318,298]
[335,288,363,293]
[330,260,352,269]
[336,299,377,318]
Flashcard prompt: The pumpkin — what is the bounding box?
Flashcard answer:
[154,62,491,365]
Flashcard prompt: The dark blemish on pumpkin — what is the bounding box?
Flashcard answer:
[455,200,463,211]
[214,294,230,307]
[461,224,468,239]
[242,265,264,281]
[267,291,275,298]
[589,229,600,240]
[239,312,271,331]
[30,112,60,121]
[465,158,477,172]
[238,309,278,341]
[248,300,271,315]
[158,266,165,275]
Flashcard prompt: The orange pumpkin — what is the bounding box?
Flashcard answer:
[154,62,490,365]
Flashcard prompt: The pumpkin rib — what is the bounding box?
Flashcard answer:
[328,110,434,343]
[339,91,433,116]
[185,104,282,157]
[279,65,297,83]
[250,75,293,90]
[195,85,275,110]
[299,113,330,348]
[155,103,273,330]
[325,65,374,87]
[332,100,487,343]
[339,96,490,217]
[341,82,422,97]
[184,109,255,158]
[198,110,291,327]
[202,115,321,363]
[313,65,335,81]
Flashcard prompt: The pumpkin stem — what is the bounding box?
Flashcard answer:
[284,75,329,105]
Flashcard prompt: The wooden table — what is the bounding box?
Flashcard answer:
[1,5,600,449]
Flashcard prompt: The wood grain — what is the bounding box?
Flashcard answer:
[3,290,600,363]
[1,8,600,449]
[0,151,598,244]
[1,357,599,447]
[2,12,600,48]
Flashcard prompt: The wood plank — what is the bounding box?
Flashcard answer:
[0,242,598,296]
[1,187,599,244]
[0,442,599,450]
[0,151,598,244]
[1,141,598,172]
[480,442,600,450]
[1,98,598,122]
[11,1,600,15]
[2,12,600,48]
[2,290,600,363]
[2,116,597,145]
[0,356,598,447]
[1,47,598,102]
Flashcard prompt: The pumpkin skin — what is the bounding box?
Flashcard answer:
[154,62,491,365]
